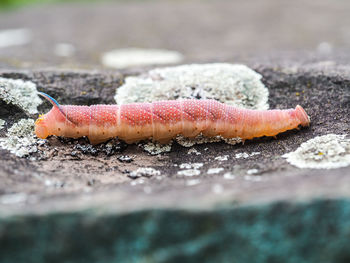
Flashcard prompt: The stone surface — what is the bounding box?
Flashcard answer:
[0,64,349,263]
[0,64,349,208]
[0,0,350,262]
[1,0,350,69]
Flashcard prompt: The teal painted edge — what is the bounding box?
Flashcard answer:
[0,199,350,263]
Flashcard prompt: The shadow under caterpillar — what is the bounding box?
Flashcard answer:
[35,92,310,145]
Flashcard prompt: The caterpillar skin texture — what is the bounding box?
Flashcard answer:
[35,94,310,145]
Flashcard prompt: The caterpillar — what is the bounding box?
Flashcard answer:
[35,92,310,145]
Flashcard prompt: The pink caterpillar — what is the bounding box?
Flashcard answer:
[35,92,310,145]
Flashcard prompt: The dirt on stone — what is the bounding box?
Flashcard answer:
[0,64,349,215]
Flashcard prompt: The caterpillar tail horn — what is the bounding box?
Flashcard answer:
[38,92,76,125]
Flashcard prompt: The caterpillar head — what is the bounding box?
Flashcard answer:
[35,92,71,139]
[35,114,49,139]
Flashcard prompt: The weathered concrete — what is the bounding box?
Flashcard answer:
[0,65,349,263]
[1,199,350,263]
[0,0,350,262]
[1,0,350,69]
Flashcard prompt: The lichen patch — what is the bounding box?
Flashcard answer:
[0,119,43,157]
[187,148,201,155]
[140,141,172,155]
[0,119,5,130]
[215,155,229,161]
[129,167,161,179]
[177,134,225,147]
[283,134,350,169]
[177,169,201,177]
[235,152,261,159]
[179,163,203,169]
[102,48,184,69]
[178,162,203,177]
[115,63,268,109]
[0,77,42,114]
[246,169,259,175]
[207,168,224,174]
[115,63,268,151]
[0,28,31,48]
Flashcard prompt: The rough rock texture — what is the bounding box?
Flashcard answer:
[1,0,350,262]
[0,64,349,262]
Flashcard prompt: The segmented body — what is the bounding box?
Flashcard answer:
[35,95,310,145]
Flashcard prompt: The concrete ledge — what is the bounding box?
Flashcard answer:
[1,199,350,263]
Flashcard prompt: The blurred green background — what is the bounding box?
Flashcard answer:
[0,0,102,9]
[0,0,58,9]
